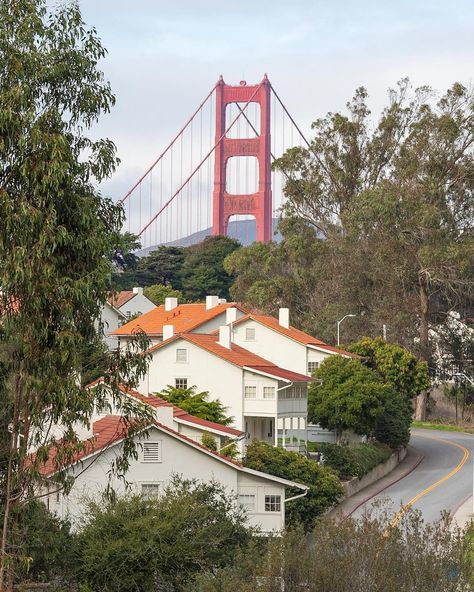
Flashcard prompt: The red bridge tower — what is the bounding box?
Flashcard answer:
[212,75,272,242]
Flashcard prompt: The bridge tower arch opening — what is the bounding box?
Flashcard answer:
[212,75,272,242]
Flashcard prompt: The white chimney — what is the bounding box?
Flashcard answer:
[218,325,232,349]
[279,308,290,329]
[162,324,174,340]
[133,287,143,295]
[155,405,174,428]
[165,297,178,311]
[226,307,238,324]
[206,295,219,310]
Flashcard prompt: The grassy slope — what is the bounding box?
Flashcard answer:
[412,421,474,434]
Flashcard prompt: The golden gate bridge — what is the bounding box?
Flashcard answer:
[119,75,311,250]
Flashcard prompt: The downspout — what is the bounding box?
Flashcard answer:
[284,488,309,504]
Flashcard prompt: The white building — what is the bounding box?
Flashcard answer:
[108,287,156,320]
[39,413,307,533]
[100,301,126,350]
[228,308,357,376]
[136,327,313,449]
[111,296,247,350]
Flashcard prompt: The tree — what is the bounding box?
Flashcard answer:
[144,283,184,306]
[132,245,186,289]
[159,385,233,426]
[180,235,241,301]
[348,337,429,402]
[309,357,391,443]
[374,393,412,448]
[0,3,151,588]
[243,441,343,530]
[228,80,474,365]
[75,478,254,592]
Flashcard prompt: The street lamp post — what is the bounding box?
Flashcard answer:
[336,314,356,347]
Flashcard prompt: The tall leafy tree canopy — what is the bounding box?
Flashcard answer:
[0,2,151,587]
[226,80,474,361]
[158,386,233,426]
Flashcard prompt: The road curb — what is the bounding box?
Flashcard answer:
[346,448,425,517]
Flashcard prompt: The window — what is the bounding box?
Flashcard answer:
[244,386,257,399]
[263,386,275,399]
[239,494,256,511]
[176,348,188,363]
[307,361,319,375]
[141,483,160,500]
[142,441,162,463]
[245,327,256,341]
[126,311,132,319]
[175,377,188,389]
[265,495,281,512]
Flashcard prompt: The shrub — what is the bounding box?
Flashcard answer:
[310,442,392,480]
[201,431,218,451]
[75,477,253,592]
[244,441,343,530]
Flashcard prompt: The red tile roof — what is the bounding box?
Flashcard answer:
[149,334,313,383]
[111,302,246,337]
[120,386,243,437]
[108,291,136,309]
[230,314,357,357]
[38,414,243,476]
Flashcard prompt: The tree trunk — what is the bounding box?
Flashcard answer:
[415,274,430,421]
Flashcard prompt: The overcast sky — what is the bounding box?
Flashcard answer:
[76,0,473,203]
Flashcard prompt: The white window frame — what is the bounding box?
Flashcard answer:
[244,385,257,399]
[142,441,162,463]
[174,377,188,390]
[263,386,275,399]
[140,482,161,500]
[307,361,319,375]
[239,494,256,511]
[176,348,188,363]
[264,494,281,513]
[245,327,256,341]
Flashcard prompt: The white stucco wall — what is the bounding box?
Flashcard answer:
[119,292,156,319]
[101,303,123,350]
[45,426,287,533]
[138,339,245,431]
[232,320,308,375]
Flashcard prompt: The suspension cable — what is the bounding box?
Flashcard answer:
[139,82,265,237]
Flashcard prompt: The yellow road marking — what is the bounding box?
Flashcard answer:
[390,433,470,528]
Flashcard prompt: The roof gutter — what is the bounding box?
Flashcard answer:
[284,488,309,504]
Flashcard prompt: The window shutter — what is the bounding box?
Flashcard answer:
[143,441,162,462]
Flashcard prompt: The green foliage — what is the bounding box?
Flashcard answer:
[143,283,183,306]
[75,478,254,592]
[159,385,233,426]
[192,509,473,591]
[309,357,391,442]
[0,1,152,581]
[201,432,218,451]
[109,231,141,289]
[310,442,392,479]
[14,499,75,583]
[348,337,429,400]
[180,235,241,301]
[220,440,239,459]
[375,393,412,448]
[244,441,343,530]
[129,246,186,289]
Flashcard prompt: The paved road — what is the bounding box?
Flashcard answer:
[352,429,474,523]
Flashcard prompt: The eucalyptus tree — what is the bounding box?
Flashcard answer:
[0,2,151,588]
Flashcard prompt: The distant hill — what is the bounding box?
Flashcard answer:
[136,218,282,256]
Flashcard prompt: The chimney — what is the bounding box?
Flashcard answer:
[218,325,231,349]
[162,324,174,341]
[206,295,219,310]
[165,297,178,311]
[226,307,238,324]
[155,405,174,428]
[133,287,143,295]
[218,298,227,304]
[279,308,290,329]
